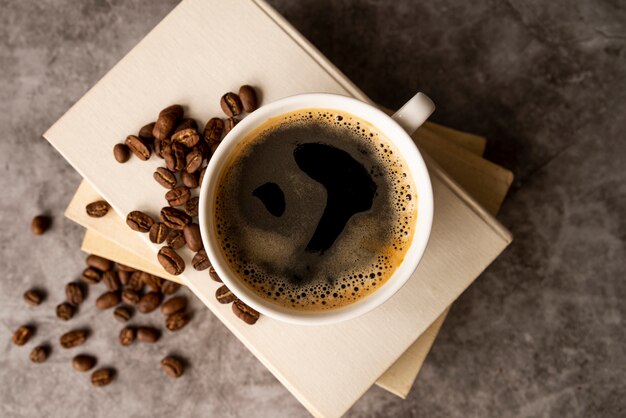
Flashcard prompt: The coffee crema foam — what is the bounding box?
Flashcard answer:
[213,109,417,311]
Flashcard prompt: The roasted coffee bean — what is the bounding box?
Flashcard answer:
[161,296,187,316]
[164,142,186,172]
[137,327,160,343]
[166,229,186,249]
[138,122,156,143]
[113,306,132,323]
[198,167,207,186]
[102,271,121,292]
[149,222,169,244]
[208,265,222,282]
[216,285,236,304]
[118,270,132,286]
[86,200,110,218]
[137,291,163,313]
[192,249,210,271]
[81,267,102,284]
[154,137,169,159]
[165,311,191,331]
[119,326,135,346]
[232,300,260,325]
[185,148,203,173]
[175,118,198,133]
[125,135,151,161]
[60,329,87,348]
[113,143,131,163]
[91,368,114,387]
[95,291,121,310]
[122,289,140,305]
[165,186,191,207]
[72,354,96,372]
[126,210,155,232]
[158,246,185,276]
[154,167,177,189]
[183,223,203,252]
[185,196,199,217]
[12,325,33,346]
[203,117,224,146]
[66,282,84,306]
[23,289,43,306]
[56,302,75,321]
[30,345,48,363]
[31,215,50,235]
[142,274,163,292]
[239,85,258,112]
[160,207,191,230]
[220,92,243,117]
[127,271,145,291]
[223,117,238,137]
[86,254,114,272]
[172,128,200,148]
[161,356,184,378]
[153,104,184,140]
[161,280,181,295]
[181,169,199,188]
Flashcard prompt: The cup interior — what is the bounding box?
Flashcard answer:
[198,93,433,325]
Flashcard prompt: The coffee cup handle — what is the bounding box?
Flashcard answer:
[391,92,435,135]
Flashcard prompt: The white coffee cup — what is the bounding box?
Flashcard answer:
[199,92,434,325]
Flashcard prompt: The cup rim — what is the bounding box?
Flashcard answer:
[199,93,433,326]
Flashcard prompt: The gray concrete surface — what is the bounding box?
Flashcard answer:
[1,0,624,417]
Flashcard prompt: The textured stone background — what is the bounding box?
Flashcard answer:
[1,0,624,417]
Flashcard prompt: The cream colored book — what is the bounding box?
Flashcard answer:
[45,1,512,416]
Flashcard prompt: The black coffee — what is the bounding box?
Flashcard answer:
[214,109,416,310]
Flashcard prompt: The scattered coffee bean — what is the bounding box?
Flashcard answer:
[118,269,132,286]
[183,223,203,252]
[161,280,180,295]
[181,169,199,188]
[175,118,198,133]
[126,210,155,232]
[154,137,169,159]
[220,92,243,117]
[65,282,84,306]
[31,215,50,235]
[102,271,121,292]
[119,326,136,346]
[153,104,183,140]
[113,143,131,163]
[137,291,163,313]
[161,296,187,316]
[73,354,96,372]
[86,254,114,272]
[161,207,191,230]
[122,288,140,305]
[165,186,191,207]
[113,306,132,323]
[185,148,203,173]
[185,196,199,217]
[56,302,75,321]
[161,356,184,378]
[232,300,260,325]
[166,229,186,249]
[81,267,102,284]
[86,200,110,218]
[165,311,191,331]
[137,327,160,343]
[216,285,237,304]
[154,167,177,189]
[192,249,210,271]
[203,117,224,146]
[142,274,163,292]
[164,142,186,172]
[127,271,145,292]
[158,246,185,276]
[60,329,87,348]
[95,291,121,310]
[125,135,151,161]
[23,289,43,306]
[224,117,238,136]
[91,368,114,387]
[29,345,48,363]
[149,222,169,244]
[239,85,258,112]
[208,265,222,282]
[172,128,200,148]
[138,122,156,143]
[12,325,33,346]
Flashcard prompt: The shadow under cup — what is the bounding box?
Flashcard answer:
[199,94,433,326]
